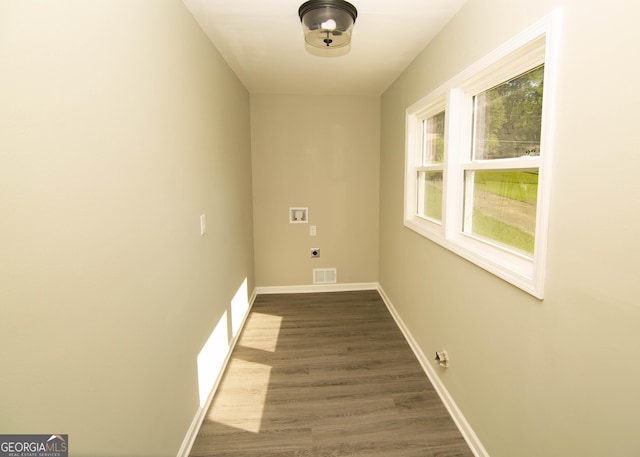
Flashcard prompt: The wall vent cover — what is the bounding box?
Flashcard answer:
[313,268,337,284]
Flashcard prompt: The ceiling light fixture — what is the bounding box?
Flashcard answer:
[298,0,358,57]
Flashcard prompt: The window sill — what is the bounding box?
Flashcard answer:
[404,216,544,299]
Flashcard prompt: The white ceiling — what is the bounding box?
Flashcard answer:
[182,0,467,95]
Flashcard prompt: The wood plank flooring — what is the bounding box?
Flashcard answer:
[189,290,474,457]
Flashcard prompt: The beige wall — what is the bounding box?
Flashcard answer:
[251,94,379,287]
[5,0,640,455]
[380,0,640,456]
[0,1,254,456]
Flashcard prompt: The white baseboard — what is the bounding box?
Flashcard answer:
[176,287,258,457]
[376,286,490,457]
[255,282,379,295]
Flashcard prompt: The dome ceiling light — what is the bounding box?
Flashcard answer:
[298,0,358,57]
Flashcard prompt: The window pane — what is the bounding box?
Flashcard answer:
[472,65,544,160]
[464,169,538,254]
[418,171,443,222]
[422,111,445,164]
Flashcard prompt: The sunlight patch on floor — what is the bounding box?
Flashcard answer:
[206,358,272,433]
[240,312,282,352]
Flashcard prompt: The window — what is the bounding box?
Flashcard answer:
[416,105,446,223]
[464,65,543,256]
[404,13,559,298]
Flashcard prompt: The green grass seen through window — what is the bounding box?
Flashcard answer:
[474,170,538,203]
[471,210,535,254]
[421,170,537,254]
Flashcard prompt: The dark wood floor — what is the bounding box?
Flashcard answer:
[189,290,474,457]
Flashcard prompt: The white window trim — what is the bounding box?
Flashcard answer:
[404,95,447,239]
[404,11,561,299]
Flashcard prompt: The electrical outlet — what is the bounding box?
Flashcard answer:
[435,350,449,368]
[310,248,320,258]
